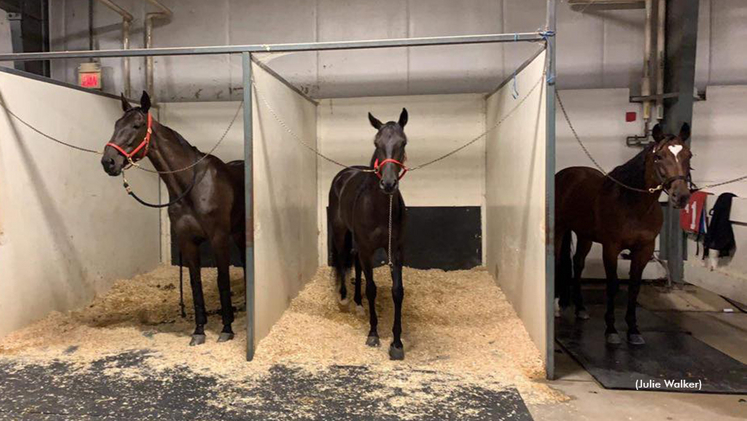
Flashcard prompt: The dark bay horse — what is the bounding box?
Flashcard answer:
[101,92,245,346]
[329,108,408,360]
[555,123,692,345]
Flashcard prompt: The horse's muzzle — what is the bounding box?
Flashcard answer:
[380,178,398,195]
[101,155,123,176]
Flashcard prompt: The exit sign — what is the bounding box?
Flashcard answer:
[81,73,101,88]
[78,62,102,90]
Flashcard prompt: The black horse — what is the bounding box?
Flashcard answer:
[101,92,245,346]
[328,108,408,360]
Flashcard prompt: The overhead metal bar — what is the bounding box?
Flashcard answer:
[0,32,545,62]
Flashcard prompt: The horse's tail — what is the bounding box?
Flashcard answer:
[557,231,573,309]
[331,230,354,285]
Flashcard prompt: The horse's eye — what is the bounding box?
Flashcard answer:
[654,154,662,161]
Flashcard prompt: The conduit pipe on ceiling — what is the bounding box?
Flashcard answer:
[655,0,666,121]
[95,0,133,97]
[143,0,172,101]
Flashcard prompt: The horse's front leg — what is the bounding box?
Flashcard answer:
[627,242,654,345]
[181,240,207,346]
[389,254,405,360]
[602,243,622,345]
[211,231,235,342]
[359,251,379,347]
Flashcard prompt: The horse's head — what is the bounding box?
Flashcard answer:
[651,123,692,209]
[101,91,153,176]
[368,108,408,195]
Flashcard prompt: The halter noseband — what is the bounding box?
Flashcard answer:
[374,158,408,180]
[106,112,153,167]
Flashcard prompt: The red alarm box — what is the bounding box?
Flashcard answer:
[681,191,709,233]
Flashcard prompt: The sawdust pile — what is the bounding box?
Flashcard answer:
[0,265,564,406]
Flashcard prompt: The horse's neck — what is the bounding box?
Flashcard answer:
[609,150,662,212]
[632,156,662,211]
[369,151,377,168]
[146,122,199,193]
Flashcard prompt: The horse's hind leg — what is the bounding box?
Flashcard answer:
[353,253,364,315]
[211,231,235,342]
[626,242,654,345]
[331,227,352,306]
[572,237,593,320]
[602,243,622,344]
[181,239,207,346]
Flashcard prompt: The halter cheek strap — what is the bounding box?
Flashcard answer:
[106,113,153,165]
[374,158,408,180]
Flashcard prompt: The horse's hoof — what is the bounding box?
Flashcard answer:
[389,344,405,361]
[338,297,349,306]
[366,336,380,347]
[628,333,645,345]
[189,334,206,346]
[606,333,621,345]
[576,310,590,320]
[217,332,235,343]
[356,305,365,316]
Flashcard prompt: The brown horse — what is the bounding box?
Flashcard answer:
[101,92,245,346]
[328,109,408,360]
[555,123,692,345]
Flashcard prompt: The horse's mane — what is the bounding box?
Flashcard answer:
[603,143,654,192]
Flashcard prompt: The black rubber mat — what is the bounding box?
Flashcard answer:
[0,351,533,420]
[556,304,747,394]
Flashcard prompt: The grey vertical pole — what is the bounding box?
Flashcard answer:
[544,0,557,381]
[242,52,256,361]
[662,0,699,285]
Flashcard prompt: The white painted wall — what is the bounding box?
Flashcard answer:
[0,71,160,338]
[36,0,747,101]
[317,94,487,264]
[252,62,319,344]
[683,85,747,304]
[485,50,548,366]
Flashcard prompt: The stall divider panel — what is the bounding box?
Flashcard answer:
[250,61,319,348]
[485,50,549,373]
[0,70,160,338]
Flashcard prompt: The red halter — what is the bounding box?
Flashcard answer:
[106,113,153,164]
[374,158,408,180]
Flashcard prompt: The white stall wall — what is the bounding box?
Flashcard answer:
[684,85,747,304]
[317,94,486,264]
[0,71,160,338]
[485,50,547,365]
[252,62,319,343]
[555,88,664,280]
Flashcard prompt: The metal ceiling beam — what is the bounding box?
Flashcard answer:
[0,32,545,62]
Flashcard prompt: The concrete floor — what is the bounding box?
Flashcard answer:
[529,349,747,421]
[531,285,747,421]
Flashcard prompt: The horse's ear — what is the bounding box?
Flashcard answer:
[140,91,151,113]
[368,112,383,130]
[398,108,408,128]
[120,93,132,112]
[651,124,665,143]
[679,122,691,142]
